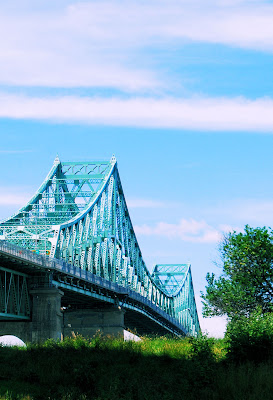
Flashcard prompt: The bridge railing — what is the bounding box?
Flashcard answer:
[0,240,187,335]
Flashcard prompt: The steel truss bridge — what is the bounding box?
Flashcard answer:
[0,157,200,337]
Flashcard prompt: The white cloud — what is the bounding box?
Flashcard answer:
[0,193,30,206]
[163,4,273,52]
[234,200,273,224]
[0,2,160,91]
[0,187,31,211]
[0,1,273,91]
[2,93,273,132]
[63,1,273,53]
[0,150,33,154]
[135,218,222,243]
[206,199,273,226]
[218,224,242,234]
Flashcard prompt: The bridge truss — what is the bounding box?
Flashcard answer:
[0,157,200,336]
[0,266,30,320]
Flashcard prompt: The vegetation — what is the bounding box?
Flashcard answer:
[225,308,273,363]
[1,334,273,399]
[4,225,273,399]
[202,225,273,319]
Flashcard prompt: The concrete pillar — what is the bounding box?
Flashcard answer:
[30,288,63,343]
[63,307,125,338]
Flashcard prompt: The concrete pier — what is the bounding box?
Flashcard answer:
[0,288,125,342]
[0,288,64,343]
[30,287,64,343]
[63,307,125,338]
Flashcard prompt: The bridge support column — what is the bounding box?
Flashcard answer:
[63,307,125,338]
[30,288,64,343]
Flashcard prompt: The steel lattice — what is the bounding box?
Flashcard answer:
[0,157,200,335]
[0,267,30,320]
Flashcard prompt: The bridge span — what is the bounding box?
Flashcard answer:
[0,157,200,342]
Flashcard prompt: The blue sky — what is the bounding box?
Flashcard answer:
[1,0,273,336]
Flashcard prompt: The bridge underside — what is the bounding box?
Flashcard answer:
[0,247,186,340]
[0,290,179,342]
[59,290,185,337]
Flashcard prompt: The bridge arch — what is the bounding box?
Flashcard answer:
[0,322,31,344]
[0,157,200,338]
[0,335,26,347]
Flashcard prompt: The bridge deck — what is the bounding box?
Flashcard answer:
[0,241,187,336]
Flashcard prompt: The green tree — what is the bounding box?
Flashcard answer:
[202,225,273,319]
[225,308,273,363]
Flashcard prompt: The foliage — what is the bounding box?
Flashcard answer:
[3,335,273,399]
[189,334,216,361]
[225,309,273,363]
[0,335,224,400]
[202,225,273,319]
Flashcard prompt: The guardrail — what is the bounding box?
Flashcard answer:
[0,241,187,335]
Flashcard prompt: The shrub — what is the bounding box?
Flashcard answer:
[189,334,216,361]
[225,309,273,363]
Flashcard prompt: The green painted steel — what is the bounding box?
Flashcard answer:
[0,267,30,320]
[152,264,190,296]
[0,157,200,335]
[152,264,200,335]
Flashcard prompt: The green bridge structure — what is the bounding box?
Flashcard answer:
[0,157,200,342]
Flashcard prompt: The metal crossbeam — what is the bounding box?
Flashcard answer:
[152,264,189,296]
[0,267,30,320]
[0,156,200,335]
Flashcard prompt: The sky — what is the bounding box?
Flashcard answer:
[1,0,273,337]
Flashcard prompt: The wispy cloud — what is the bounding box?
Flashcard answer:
[134,218,224,243]
[0,150,33,154]
[0,1,273,91]
[0,2,161,91]
[0,186,32,210]
[207,199,273,226]
[61,1,273,53]
[2,93,273,131]
[0,193,30,206]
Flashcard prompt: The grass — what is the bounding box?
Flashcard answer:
[0,334,273,399]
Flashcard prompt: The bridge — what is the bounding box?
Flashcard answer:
[0,157,200,342]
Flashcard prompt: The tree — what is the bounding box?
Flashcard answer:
[202,225,273,319]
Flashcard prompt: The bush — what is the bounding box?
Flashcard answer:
[225,309,273,363]
[189,334,216,361]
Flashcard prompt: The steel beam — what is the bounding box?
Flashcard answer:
[0,266,30,320]
[0,157,200,335]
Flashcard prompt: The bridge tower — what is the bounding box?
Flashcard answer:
[0,157,200,341]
